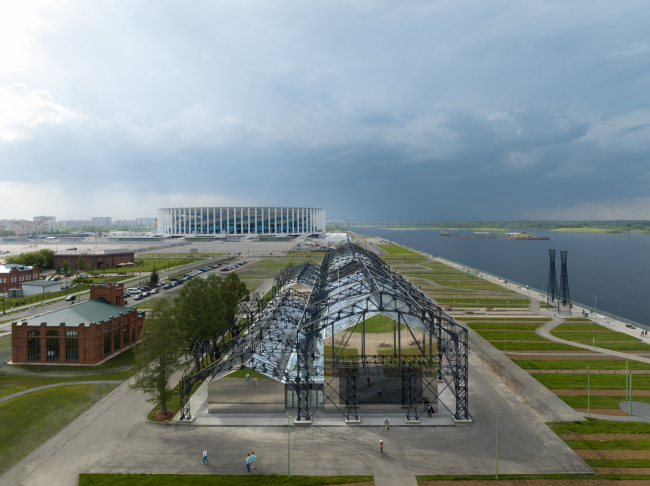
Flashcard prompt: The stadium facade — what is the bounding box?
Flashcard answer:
[157,207,326,236]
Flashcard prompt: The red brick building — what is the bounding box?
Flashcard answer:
[0,264,41,293]
[12,283,145,365]
[53,249,135,270]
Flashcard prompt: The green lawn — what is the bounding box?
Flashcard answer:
[378,244,419,255]
[0,371,131,399]
[0,384,117,475]
[512,359,650,370]
[533,373,650,389]
[0,335,11,350]
[549,417,650,434]
[235,259,322,280]
[244,279,263,292]
[79,475,374,486]
[351,314,406,333]
[225,369,269,379]
[551,330,645,342]
[553,324,611,331]
[564,438,650,450]
[324,345,360,357]
[491,341,582,351]
[465,323,542,331]
[475,330,547,341]
[559,394,649,409]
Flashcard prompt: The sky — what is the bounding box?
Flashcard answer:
[1,0,649,222]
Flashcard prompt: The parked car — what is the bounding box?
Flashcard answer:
[51,277,59,281]
[171,281,178,287]
[163,283,171,289]
[65,295,77,302]
[134,293,143,300]
[151,288,159,294]
[142,291,150,297]
[169,277,179,281]
[141,286,151,291]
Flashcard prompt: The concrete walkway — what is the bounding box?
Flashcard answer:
[536,318,650,365]
[2,342,591,486]
[0,380,124,403]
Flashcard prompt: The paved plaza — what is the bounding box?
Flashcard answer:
[3,331,592,486]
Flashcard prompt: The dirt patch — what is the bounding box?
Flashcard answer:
[594,468,650,474]
[576,449,650,459]
[422,480,649,486]
[574,408,629,415]
[552,389,650,396]
[153,410,175,422]
[509,355,620,360]
[561,433,650,440]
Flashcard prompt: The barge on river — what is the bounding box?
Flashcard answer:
[440,231,549,240]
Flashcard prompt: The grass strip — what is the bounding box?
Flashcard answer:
[476,331,547,341]
[378,244,419,255]
[552,330,645,342]
[465,323,542,331]
[559,395,650,408]
[79,475,374,486]
[351,314,406,333]
[512,359,650,370]
[418,474,650,481]
[549,418,650,435]
[490,341,582,351]
[533,373,650,389]
[0,335,11,350]
[0,384,116,475]
[564,439,650,450]
[585,459,650,467]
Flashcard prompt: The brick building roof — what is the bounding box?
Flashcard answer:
[54,249,135,256]
[14,297,135,327]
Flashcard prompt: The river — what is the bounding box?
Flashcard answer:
[352,227,650,325]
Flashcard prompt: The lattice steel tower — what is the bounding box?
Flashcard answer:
[558,250,571,315]
[546,249,558,310]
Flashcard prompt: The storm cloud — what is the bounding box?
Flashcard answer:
[1,1,649,220]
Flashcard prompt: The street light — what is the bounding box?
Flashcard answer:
[494,410,499,479]
[286,412,291,478]
[587,366,590,418]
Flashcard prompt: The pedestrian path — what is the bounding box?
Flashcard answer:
[536,319,650,366]
[0,380,124,403]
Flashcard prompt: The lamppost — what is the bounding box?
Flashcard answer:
[587,366,590,418]
[494,410,499,479]
[286,412,291,478]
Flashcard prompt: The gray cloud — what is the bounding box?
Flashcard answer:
[0,1,649,220]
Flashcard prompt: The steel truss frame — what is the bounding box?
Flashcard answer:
[179,244,470,423]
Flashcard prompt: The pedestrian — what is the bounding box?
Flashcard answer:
[367,376,371,387]
[379,439,384,458]
[427,405,432,417]
[202,449,209,465]
[246,373,250,385]
[246,453,251,472]
[251,451,256,469]
[384,417,390,430]
[254,377,258,388]
[377,387,382,401]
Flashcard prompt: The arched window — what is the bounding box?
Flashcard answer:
[27,330,40,336]
[46,330,59,336]
[65,330,79,337]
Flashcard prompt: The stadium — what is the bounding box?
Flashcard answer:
[156,207,326,236]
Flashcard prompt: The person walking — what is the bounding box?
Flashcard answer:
[427,404,432,417]
[377,387,382,401]
[384,417,390,431]
[367,376,371,387]
[246,453,251,472]
[379,440,384,458]
[202,449,209,465]
[251,451,256,469]
[246,373,250,386]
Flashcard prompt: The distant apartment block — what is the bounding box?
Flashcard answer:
[91,217,112,226]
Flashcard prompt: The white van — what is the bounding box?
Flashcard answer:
[126,288,140,295]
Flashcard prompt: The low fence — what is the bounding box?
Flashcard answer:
[381,239,650,333]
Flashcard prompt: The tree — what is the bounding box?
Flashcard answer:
[131,299,186,414]
[149,267,159,288]
[174,276,225,348]
[77,256,85,270]
[219,273,250,333]
[5,249,53,269]
[62,261,70,275]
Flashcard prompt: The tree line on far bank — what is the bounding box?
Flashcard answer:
[5,249,55,269]
[131,272,250,415]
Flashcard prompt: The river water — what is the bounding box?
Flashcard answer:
[352,227,650,325]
